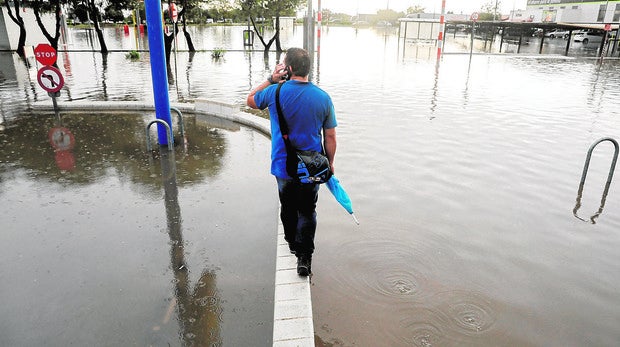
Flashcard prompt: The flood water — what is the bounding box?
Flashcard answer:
[2,25,620,346]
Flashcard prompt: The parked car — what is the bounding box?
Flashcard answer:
[544,29,569,39]
[375,20,393,27]
[531,28,543,37]
[573,31,605,45]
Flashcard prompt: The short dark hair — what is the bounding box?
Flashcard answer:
[284,47,311,78]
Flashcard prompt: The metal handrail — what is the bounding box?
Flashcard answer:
[573,137,619,224]
[146,119,173,152]
[145,108,186,152]
[170,106,185,139]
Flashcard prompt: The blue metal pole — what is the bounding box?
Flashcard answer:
[144,0,173,146]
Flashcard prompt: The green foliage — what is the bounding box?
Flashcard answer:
[478,12,495,21]
[238,0,304,19]
[211,48,226,59]
[376,9,403,23]
[406,5,425,14]
[480,0,502,20]
[126,50,140,60]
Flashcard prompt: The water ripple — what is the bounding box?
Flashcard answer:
[397,308,450,347]
[434,290,497,336]
[323,238,440,306]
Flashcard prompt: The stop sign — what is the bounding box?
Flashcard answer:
[34,43,57,66]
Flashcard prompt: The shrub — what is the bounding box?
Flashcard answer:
[126,50,140,60]
[211,48,226,59]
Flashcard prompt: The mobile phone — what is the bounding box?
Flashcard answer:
[283,66,291,80]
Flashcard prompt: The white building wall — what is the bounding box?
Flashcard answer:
[509,0,620,24]
[525,0,620,23]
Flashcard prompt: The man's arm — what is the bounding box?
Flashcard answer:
[324,127,337,174]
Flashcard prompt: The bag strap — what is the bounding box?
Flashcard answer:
[275,82,289,138]
[275,82,300,179]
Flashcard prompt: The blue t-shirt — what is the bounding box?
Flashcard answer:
[254,80,337,178]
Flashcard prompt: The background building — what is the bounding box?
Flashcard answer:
[510,0,620,24]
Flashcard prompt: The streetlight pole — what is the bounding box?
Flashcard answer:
[304,0,314,53]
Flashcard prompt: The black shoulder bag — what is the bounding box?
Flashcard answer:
[275,82,332,184]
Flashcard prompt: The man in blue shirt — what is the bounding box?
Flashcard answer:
[247,47,337,276]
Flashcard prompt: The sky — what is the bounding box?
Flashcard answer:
[319,0,527,16]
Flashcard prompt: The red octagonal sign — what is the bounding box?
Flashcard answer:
[34,43,57,66]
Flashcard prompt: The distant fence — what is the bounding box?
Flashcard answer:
[398,19,441,44]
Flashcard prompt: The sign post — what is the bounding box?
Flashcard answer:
[437,0,446,59]
[170,3,177,23]
[470,12,479,61]
[170,3,179,97]
[35,43,63,118]
[600,23,613,59]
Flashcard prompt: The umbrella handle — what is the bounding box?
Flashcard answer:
[351,213,360,225]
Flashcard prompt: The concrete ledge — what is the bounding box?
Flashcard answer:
[194,99,271,138]
[31,100,196,114]
[273,220,314,347]
[29,98,313,347]
[31,100,272,138]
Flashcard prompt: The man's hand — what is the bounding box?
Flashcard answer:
[270,63,288,83]
[247,63,289,109]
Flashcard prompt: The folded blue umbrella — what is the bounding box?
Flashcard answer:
[325,175,359,225]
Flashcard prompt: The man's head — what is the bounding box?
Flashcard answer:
[284,48,311,78]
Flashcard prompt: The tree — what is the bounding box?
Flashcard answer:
[103,2,126,23]
[3,0,27,58]
[31,0,62,51]
[238,0,303,56]
[376,9,403,24]
[406,5,425,14]
[69,1,90,23]
[168,0,198,52]
[481,0,502,20]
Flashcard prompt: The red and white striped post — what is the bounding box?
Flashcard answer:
[437,0,446,59]
[317,0,322,54]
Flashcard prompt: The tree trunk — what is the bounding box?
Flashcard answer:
[183,29,195,52]
[4,0,27,58]
[263,36,276,59]
[16,25,27,58]
[178,7,195,52]
[250,17,277,56]
[164,30,175,65]
[89,0,108,54]
[32,0,61,51]
[275,15,282,53]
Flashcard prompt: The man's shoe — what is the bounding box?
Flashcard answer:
[288,242,297,255]
[297,255,312,276]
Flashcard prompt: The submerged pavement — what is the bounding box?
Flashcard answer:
[31,99,315,347]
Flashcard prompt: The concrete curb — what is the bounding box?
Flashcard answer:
[273,219,314,347]
[30,99,315,347]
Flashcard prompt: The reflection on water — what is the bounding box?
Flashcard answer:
[0,112,274,346]
[160,150,222,346]
[3,25,620,346]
